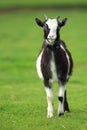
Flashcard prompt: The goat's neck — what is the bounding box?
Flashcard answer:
[44,38,61,50]
[45,37,60,46]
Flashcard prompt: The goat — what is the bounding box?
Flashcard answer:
[35,16,73,118]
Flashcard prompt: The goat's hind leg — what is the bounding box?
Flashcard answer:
[64,90,70,112]
[44,80,54,118]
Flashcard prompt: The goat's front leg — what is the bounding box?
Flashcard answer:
[45,87,53,118]
[58,85,66,116]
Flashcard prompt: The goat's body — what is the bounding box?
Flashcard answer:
[36,40,73,118]
[35,16,73,118]
[36,40,73,84]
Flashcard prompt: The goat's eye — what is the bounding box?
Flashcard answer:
[44,24,50,31]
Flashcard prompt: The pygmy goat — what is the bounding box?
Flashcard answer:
[35,16,73,118]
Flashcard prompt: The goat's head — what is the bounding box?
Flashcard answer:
[35,16,67,44]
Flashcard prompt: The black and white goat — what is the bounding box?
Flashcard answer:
[35,16,73,118]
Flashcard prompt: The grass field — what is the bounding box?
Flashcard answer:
[0,9,87,130]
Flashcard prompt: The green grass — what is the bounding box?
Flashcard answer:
[0,10,87,130]
[0,0,87,9]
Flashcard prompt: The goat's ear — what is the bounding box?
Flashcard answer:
[59,18,67,27]
[35,18,44,27]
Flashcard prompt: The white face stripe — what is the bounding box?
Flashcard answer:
[46,19,58,30]
[46,19,58,42]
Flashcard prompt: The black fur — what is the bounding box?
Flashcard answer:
[40,40,73,86]
[58,96,63,103]
[44,23,50,39]
[41,43,52,81]
[64,90,70,112]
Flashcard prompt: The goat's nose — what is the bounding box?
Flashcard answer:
[49,35,54,39]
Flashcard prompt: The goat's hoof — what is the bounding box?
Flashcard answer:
[58,113,64,117]
[47,113,53,118]
[64,107,70,112]
[64,110,70,113]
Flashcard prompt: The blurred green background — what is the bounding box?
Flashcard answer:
[0,1,87,130]
[0,0,87,9]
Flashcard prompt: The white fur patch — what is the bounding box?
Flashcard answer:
[45,87,54,118]
[36,50,44,80]
[58,101,64,115]
[50,52,58,82]
[60,45,70,79]
[58,85,66,97]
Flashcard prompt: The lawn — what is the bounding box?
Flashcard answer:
[0,9,87,130]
